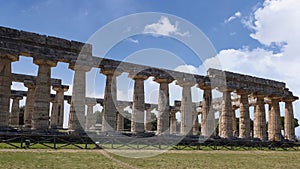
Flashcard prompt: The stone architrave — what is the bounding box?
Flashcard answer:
[238,92,250,139]
[101,68,120,132]
[0,54,19,128]
[50,85,68,129]
[284,98,296,141]
[253,95,266,140]
[177,81,194,135]
[130,74,148,133]
[268,98,281,141]
[10,95,23,126]
[23,80,35,128]
[219,89,233,138]
[68,64,90,131]
[32,59,57,130]
[155,77,173,134]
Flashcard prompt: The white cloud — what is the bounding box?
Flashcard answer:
[225,11,242,23]
[126,37,139,44]
[143,16,190,37]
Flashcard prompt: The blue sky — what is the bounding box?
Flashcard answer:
[1,0,300,136]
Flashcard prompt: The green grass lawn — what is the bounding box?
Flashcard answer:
[0,150,299,169]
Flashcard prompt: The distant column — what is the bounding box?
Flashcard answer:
[238,92,250,139]
[23,80,35,128]
[0,54,19,128]
[130,74,148,133]
[32,59,57,130]
[192,106,199,135]
[68,65,90,131]
[154,77,173,134]
[219,89,233,138]
[199,86,215,137]
[144,104,152,131]
[232,108,237,137]
[10,95,23,126]
[268,98,281,141]
[284,98,296,141]
[50,85,69,129]
[170,109,177,134]
[85,101,96,130]
[117,104,127,132]
[177,81,194,135]
[253,95,266,140]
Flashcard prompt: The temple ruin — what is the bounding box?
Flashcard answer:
[0,26,298,142]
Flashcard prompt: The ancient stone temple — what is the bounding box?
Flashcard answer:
[0,26,298,141]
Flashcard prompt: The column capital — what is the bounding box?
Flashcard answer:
[24,80,35,89]
[52,84,69,92]
[68,63,91,72]
[100,66,122,76]
[235,89,249,95]
[0,54,19,62]
[154,76,174,84]
[128,73,149,80]
[11,94,23,100]
[33,58,57,67]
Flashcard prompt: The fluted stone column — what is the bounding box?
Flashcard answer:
[178,82,194,135]
[23,80,35,128]
[130,74,148,133]
[50,85,68,129]
[268,98,281,141]
[253,96,266,140]
[85,101,96,130]
[32,59,57,130]
[10,95,23,126]
[101,68,120,132]
[192,108,199,135]
[284,99,296,141]
[200,87,215,137]
[144,104,152,131]
[219,90,233,138]
[117,104,127,132]
[238,92,250,139]
[155,77,173,134]
[0,55,19,128]
[68,65,90,131]
[170,109,177,134]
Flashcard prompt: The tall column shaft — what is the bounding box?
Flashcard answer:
[284,101,295,141]
[180,84,193,135]
[192,110,199,135]
[117,105,126,132]
[239,93,250,139]
[68,66,88,131]
[254,96,266,140]
[85,103,96,130]
[201,88,215,136]
[157,81,171,134]
[170,110,177,134]
[232,108,237,136]
[0,56,18,128]
[144,106,152,131]
[23,81,35,128]
[50,86,67,129]
[32,60,56,130]
[219,90,233,138]
[131,76,147,133]
[10,96,23,126]
[268,98,281,141]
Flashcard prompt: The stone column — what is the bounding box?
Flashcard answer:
[232,108,237,137]
[219,90,233,138]
[144,104,152,131]
[178,82,194,135]
[101,68,120,132]
[155,77,173,134]
[253,95,267,140]
[85,101,96,130]
[117,104,127,132]
[170,109,177,134]
[130,74,148,133]
[68,65,90,131]
[268,98,281,141]
[23,80,35,128]
[0,54,19,128]
[9,95,23,126]
[32,59,57,130]
[50,85,68,129]
[238,92,250,139]
[200,86,215,137]
[192,107,199,135]
[284,98,296,141]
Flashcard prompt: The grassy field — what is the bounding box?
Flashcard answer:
[0,149,299,169]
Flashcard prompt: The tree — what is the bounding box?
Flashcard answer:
[280,116,299,130]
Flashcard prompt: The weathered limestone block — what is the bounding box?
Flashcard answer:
[50,85,68,129]
[23,80,35,127]
[253,96,267,140]
[0,55,19,128]
[238,92,250,139]
[130,74,148,133]
[32,59,57,130]
[155,77,173,134]
[219,90,233,138]
[9,95,23,126]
